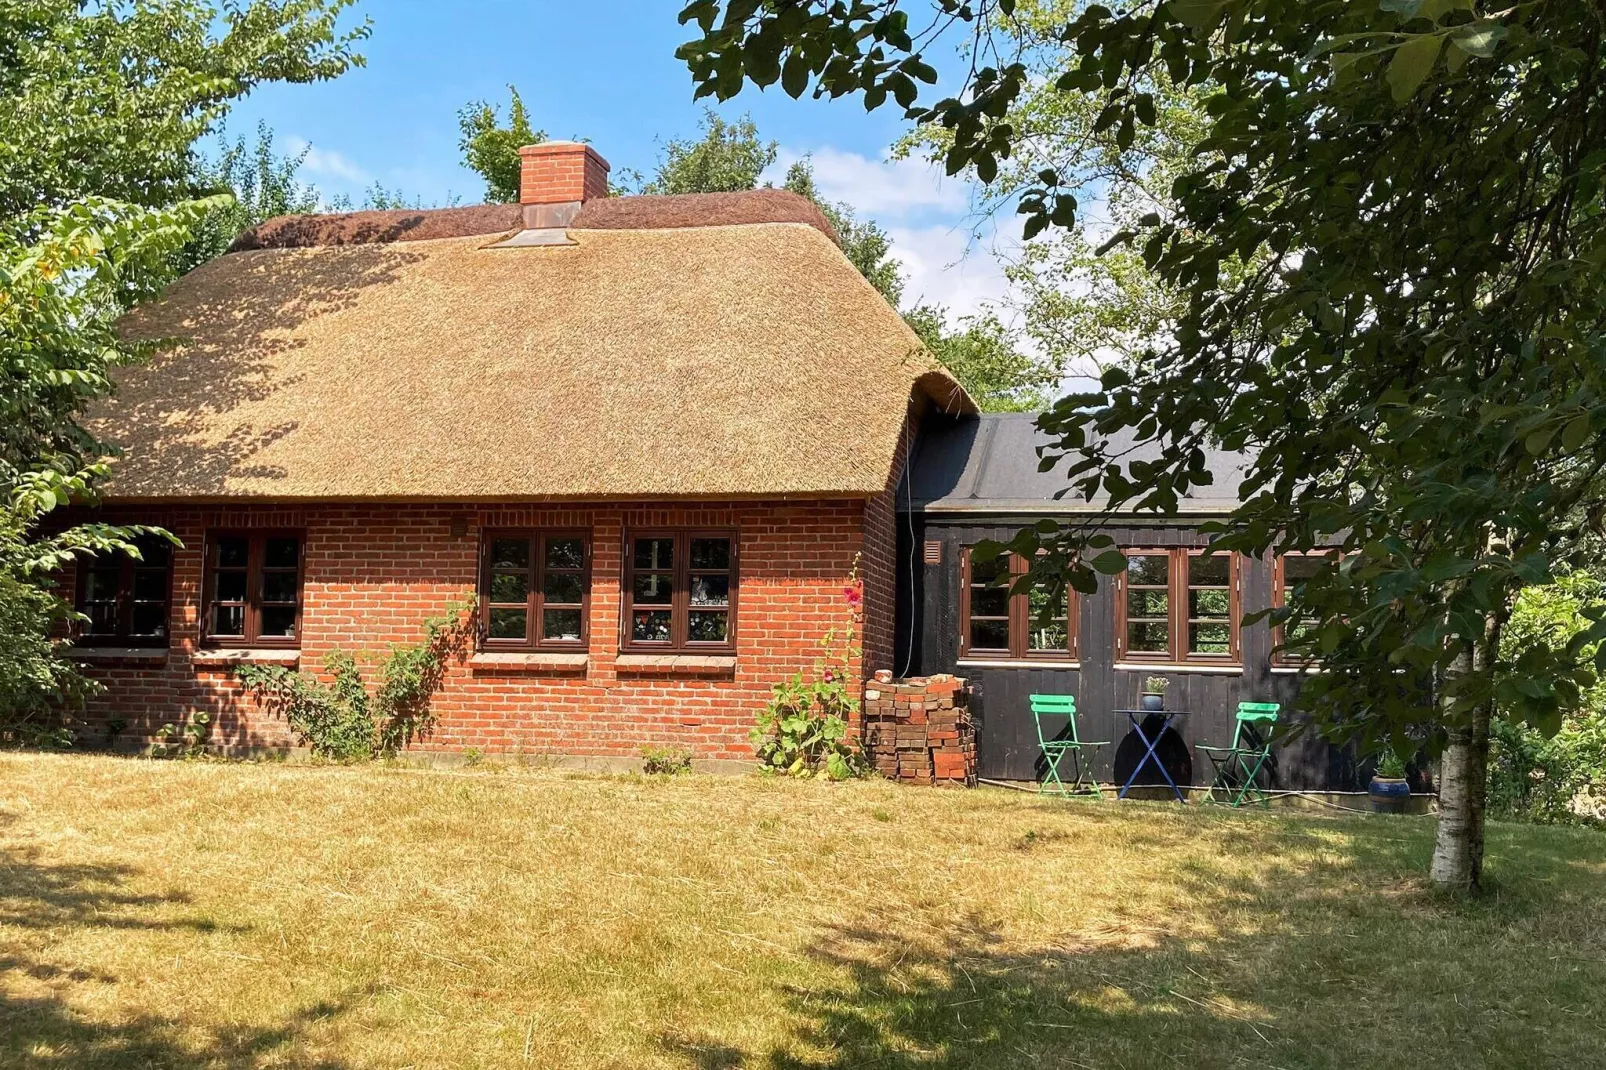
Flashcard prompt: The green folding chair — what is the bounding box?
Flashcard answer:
[1030,694,1109,798]
[1198,702,1281,807]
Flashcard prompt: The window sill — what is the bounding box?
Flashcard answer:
[1113,661,1242,676]
[68,646,169,662]
[957,658,1080,670]
[192,649,301,669]
[469,652,588,671]
[1270,665,1322,675]
[615,654,737,674]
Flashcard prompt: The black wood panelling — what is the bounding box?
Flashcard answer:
[894,519,1366,791]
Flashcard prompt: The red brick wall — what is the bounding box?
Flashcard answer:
[66,499,893,762]
[860,412,914,686]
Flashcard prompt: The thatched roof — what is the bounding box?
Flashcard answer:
[94,218,973,502]
[227,190,839,251]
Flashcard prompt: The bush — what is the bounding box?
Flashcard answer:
[1489,574,1606,825]
[641,744,694,775]
[751,558,867,781]
[237,596,474,761]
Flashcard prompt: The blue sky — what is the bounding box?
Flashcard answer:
[220,0,1013,320]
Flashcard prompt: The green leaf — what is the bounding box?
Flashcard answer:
[1387,33,1443,102]
[1559,414,1592,452]
[1090,550,1128,574]
[1450,21,1506,58]
[1167,0,1228,33]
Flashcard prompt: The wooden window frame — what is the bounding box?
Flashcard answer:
[1273,550,1343,666]
[1115,548,1241,665]
[201,530,304,648]
[73,537,174,648]
[480,530,592,652]
[620,530,738,654]
[958,548,1079,661]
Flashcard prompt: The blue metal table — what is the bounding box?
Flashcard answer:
[1113,708,1191,803]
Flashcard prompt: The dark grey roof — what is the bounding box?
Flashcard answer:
[902,412,1248,516]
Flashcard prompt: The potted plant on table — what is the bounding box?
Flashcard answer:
[1140,676,1169,712]
[1368,751,1411,814]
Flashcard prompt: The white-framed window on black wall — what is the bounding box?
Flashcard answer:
[1115,548,1241,664]
[959,548,1079,661]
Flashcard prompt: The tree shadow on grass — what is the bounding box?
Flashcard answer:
[0,822,358,1069]
[658,811,1606,1069]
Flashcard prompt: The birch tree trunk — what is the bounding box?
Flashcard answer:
[1429,633,1493,892]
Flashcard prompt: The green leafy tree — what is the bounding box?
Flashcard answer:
[0,0,367,739]
[678,0,1606,891]
[0,200,215,736]
[642,109,777,195]
[0,0,367,223]
[904,305,1053,412]
[179,122,323,272]
[457,86,544,203]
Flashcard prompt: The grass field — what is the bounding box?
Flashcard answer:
[1,754,1603,1069]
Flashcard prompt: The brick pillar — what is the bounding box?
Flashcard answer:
[862,670,975,786]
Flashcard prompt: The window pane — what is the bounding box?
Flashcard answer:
[543,572,584,605]
[262,571,298,604]
[1028,584,1065,620]
[632,610,672,642]
[1127,554,1169,586]
[541,608,582,641]
[687,610,729,643]
[131,604,167,638]
[134,538,171,567]
[970,553,1007,584]
[634,538,674,570]
[132,570,166,601]
[971,586,1009,618]
[85,603,119,635]
[1028,620,1069,652]
[632,573,674,605]
[1189,622,1232,655]
[1128,590,1169,618]
[689,538,730,570]
[260,606,296,638]
[212,604,244,636]
[491,571,529,603]
[217,537,249,568]
[491,539,530,569]
[690,574,729,607]
[1190,589,1231,617]
[1189,553,1229,586]
[489,608,528,640]
[969,618,1010,650]
[84,567,121,603]
[215,570,247,602]
[544,538,584,571]
[1127,621,1169,653]
[1283,553,1332,586]
[264,537,299,569]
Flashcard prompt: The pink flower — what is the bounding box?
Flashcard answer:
[843,585,863,607]
[824,669,835,682]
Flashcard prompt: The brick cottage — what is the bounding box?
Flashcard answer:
[67,141,974,764]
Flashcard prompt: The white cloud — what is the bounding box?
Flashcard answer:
[286,137,370,185]
[763,146,966,221]
[887,223,1013,322]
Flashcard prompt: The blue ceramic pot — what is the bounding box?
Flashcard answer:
[1369,776,1410,814]
[1140,693,1165,712]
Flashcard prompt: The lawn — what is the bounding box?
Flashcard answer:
[1,755,1603,1069]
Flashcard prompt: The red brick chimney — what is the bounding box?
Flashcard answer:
[519,141,610,207]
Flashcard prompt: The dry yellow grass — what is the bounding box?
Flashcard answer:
[1,754,1603,1069]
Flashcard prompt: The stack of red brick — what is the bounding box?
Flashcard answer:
[861,670,975,786]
